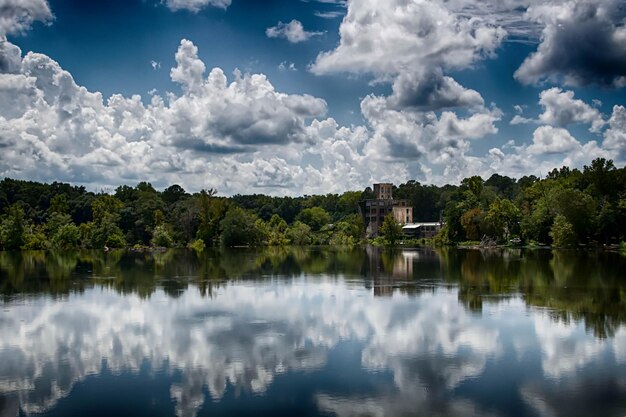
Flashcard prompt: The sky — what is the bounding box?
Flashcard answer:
[1,0,626,195]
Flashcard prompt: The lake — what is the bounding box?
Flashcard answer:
[0,247,625,417]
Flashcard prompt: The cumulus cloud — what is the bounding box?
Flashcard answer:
[170,39,206,93]
[310,0,508,113]
[311,0,505,77]
[484,132,614,182]
[509,88,606,131]
[510,115,533,125]
[0,37,23,73]
[357,93,502,184]
[0,38,334,193]
[387,69,484,111]
[0,34,516,194]
[0,0,52,36]
[0,0,52,73]
[537,88,605,132]
[515,0,626,87]
[164,0,231,12]
[603,105,626,162]
[266,20,323,43]
[2,0,626,195]
[527,125,581,155]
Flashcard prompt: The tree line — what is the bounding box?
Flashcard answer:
[0,157,624,250]
[0,179,366,250]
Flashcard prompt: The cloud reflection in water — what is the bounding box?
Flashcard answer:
[0,249,625,417]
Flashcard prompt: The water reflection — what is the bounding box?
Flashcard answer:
[0,248,625,417]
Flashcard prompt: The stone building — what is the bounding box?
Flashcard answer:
[360,183,413,237]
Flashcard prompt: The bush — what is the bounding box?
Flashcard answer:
[151,224,173,247]
[22,226,49,250]
[188,238,206,253]
[105,232,126,249]
[52,223,81,249]
[287,221,313,246]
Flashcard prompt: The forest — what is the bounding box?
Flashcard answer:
[0,157,624,250]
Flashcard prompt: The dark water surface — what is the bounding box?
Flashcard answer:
[0,247,625,417]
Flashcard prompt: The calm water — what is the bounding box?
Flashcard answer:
[0,247,625,417]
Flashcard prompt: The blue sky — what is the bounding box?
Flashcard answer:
[1,0,625,194]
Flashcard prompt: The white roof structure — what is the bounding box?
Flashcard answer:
[402,222,441,229]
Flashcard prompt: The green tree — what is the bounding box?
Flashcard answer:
[337,191,362,217]
[460,208,485,241]
[550,214,577,247]
[22,224,48,249]
[90,195,126,248]
[162,184,188,206]
[51,224,81,249]
[196,189,228,246]
[49,194,69,214]
[116,183,165,244]
[220,207,262,247]
[265,214,289,246]
[551,188,595,243]
[287,221,313,245]
[151,224,174,247]
[46,212,73,237]
[582,158,616,198]
[484,198,521,242]
[0,204,26,250]
[296,207,331,232]
[379,213,403,245]
[460,176,484,200]
[45,210,78,249]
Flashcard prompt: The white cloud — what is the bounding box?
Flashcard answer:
[169,39,206,93]
[164,0,231,13]
[437,108,501,140]
[537,88,605,133]
[311,0,505,77]
[0,37,23,73]
[0,35,514,194]
[603,105,626,162]
[0,39,334,193]
[0,0,52,36]
[509,88,606,132]
[278,61,297,71]
[314,10,343,19]
[2,0,626,197]
[527,125,581,155]
[510,115,533,125]
[309,0,506,114]
[266,20,324,43]
[150,60,161,70]
[358,93,501,184]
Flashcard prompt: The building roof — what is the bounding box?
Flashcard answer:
[402,222,441,229]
